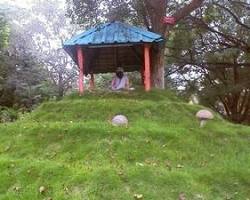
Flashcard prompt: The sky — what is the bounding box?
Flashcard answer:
[1,0,73,52]
[1,0,34,8]
[1,0,65,9]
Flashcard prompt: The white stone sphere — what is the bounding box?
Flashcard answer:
[111,115,128,126]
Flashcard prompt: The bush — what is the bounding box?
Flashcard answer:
[0,106,18,123]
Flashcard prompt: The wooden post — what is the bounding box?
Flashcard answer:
[89,73,95,90]
[144,44,151,91]
[77,46,84,95]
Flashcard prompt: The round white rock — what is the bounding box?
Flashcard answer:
[111,115,128,126]
[196,109,214,127]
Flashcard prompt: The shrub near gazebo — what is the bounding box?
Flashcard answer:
[63,21,164,94]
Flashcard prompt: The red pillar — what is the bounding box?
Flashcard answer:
[77,46,84,95]
[89,74,95,90]
[144,44,151,91]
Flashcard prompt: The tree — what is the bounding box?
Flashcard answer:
[66,0,204,88]
[0,13,9,50]
[0,22,52,108]
[5,0,79,98]
[167,0,250,124]
[0,13,10,104]
[29,0,79,97]
[0,6,55,108]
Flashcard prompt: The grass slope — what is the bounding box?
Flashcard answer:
[0,90,249,200]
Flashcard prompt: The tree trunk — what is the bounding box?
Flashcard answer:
[58,73,64,98]
[144,0,204,89]
[143,0,167,88]
[58,86,64,98]
[151,46,165,88]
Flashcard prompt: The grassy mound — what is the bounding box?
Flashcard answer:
[0,90,249,199]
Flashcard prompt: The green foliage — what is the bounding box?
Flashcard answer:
[0,5,58,109]
[167,0,250,124]
[0,14,9,99]
[0,52,56,109]
[0,106,17,123]
[0,90,249,199]
[167,23,196,64]
[0,13,9,50]
[203,4,218,24]
[94,73,113,89]
[66,0,139,28]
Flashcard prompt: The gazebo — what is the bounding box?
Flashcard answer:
[63,21,164,94]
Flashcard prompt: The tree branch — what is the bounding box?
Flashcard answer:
[213,2,250,30]
[190,16,250,52]
[172,0,204,23]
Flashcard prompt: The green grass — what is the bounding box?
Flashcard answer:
[0,90,249,199]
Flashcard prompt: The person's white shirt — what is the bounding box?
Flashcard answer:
[111,75,129,90]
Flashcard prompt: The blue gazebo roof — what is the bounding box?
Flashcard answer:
[63,21,164,74]
[64,21,164,47]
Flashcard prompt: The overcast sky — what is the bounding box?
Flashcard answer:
[2,0,34,8]
[1,0,65,9]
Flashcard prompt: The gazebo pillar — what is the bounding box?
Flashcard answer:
[144,44,151,91]
[77,46,84,95]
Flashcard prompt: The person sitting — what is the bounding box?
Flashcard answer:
[111,67,129,91]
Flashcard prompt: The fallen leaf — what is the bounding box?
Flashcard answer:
[136,162,144,167]
[118,170,123,176]
[177,164,184,168]
[4,145,11,151]
[165,160,172,170]
[64,186,70,194]
[194,193,204,200]
[179,192,186,200]
[134,193,143,199]
[39,186,46,194]
[13,186,21,192]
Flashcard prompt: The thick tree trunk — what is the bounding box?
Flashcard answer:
[143,0,204,89]
[143,0,167,89]
[151,47,165,88]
